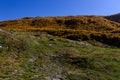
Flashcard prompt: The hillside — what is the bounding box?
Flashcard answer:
[1,16,120,31]
[1,16,120,47]
[0,15,120,80]
[0,30,120,80]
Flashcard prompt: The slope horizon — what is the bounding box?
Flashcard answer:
[0,12,120,21]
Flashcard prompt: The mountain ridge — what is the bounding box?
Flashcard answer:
[105,13,120,22]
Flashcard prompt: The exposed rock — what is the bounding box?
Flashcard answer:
[29,57,37,63]
[53,78,61,80]
[0,46,2,48]
[64,39,76,44]
[64,39,92,46]
[0,29,2,32]
[45,76,51,80]
[32,75,39,79]
[0,46,3,52]
[53,74,62,80]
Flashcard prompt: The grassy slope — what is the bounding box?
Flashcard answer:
[0,15,120,80]
[1,16,120,31]
[1,16,120,47]
[0,31,120,80]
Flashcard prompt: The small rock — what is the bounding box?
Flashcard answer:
[29,57,37,63]
[45,76,51,80]
[85,43,92,46]
[76,42,84,45]
[33,75,39,78]
[0,46,3,52]
[48,44,52,46]
[0,29,2,32]
[65,39,75,44]
[0,46,2,48]
[0,78,3,80]
[53,78,61,80]
[54,75,62,80]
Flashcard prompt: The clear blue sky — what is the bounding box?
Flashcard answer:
[0,0,120,20]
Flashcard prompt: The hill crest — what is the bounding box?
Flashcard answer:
[1,15,120,47]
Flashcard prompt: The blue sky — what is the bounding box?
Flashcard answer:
[0,0,120,20]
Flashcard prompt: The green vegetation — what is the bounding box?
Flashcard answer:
[0,31,120,80]
[0,14,120,79]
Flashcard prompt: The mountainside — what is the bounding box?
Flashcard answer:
[0,14,120,80]
[1,15,120,47]
[0,30,120,80]
[1,16,120,31]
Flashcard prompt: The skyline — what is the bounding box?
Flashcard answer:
[0,0,120,21]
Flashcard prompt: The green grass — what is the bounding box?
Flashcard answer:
[0,31,120,80]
